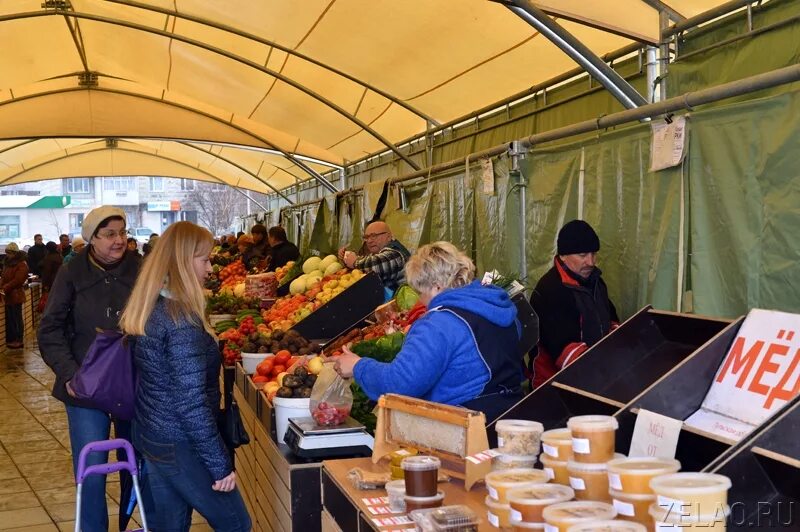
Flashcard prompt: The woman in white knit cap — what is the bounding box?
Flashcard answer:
[38,206,145,532]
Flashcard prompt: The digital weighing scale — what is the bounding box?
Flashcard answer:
[284,416,374,459]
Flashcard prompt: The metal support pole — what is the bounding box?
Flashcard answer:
[510,140,527,282]
[507,0,648,110]
[646,47,659,103]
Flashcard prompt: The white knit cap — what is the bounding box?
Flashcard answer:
[82,206,126,241]
[71,236,86,248]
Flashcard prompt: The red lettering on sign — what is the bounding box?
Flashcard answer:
[748,342,788,397]
[717,337,763,387]
[765,347,800,409]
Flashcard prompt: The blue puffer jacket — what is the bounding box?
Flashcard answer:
[354,281,519,406]
[133,297,231,480]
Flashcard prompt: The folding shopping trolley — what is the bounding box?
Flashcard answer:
[74,439,149,532]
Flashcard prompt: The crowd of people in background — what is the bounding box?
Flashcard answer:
[211,224,299,272]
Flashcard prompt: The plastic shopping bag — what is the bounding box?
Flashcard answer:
[309,362,353,426]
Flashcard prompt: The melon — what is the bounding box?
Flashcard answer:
[324,261,343,276]
[289,276,307,295]
[319,254,339,272]
[302,256,322,274]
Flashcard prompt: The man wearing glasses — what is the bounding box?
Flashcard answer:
[338,221,411,294]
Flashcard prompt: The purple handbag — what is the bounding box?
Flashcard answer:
[70,330,136,420]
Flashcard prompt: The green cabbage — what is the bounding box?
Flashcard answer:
[395,285,419,311]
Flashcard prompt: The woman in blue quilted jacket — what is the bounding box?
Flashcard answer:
[120,221,251,532]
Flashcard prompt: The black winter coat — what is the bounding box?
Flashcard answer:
[27,243,46,277]
[266,240,300,272]
[37,248,141,406]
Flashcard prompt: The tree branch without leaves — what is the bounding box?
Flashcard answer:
[184,184,243,236]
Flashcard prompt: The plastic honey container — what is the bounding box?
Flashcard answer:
[541,428,573,461]
[485,468,551,503]
[507,484,575,523]
[496,420,545,455]
[540,453,570,486]
[385,479,406,513]
[486,495,512,529]
[566,520,647,532]
[649,502,730,531]
[405,491,445,513]
[566,416,618,463]
[492,452,538,471]
[649,473,732,517]
[511,521,545,531]
[390,464,404,480]
[542,501,617,532]
[607,457,681,495]
[402,456,441,497]
[609,489,654,525]
[567,460,611,502]
[390,447,418,467]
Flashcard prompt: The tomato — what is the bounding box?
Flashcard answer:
[252,375,268,384]
[274,351,291,365]
[271,364,286,377]
[256,359,274,377]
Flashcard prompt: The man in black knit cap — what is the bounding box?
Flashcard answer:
[529,219,619,388]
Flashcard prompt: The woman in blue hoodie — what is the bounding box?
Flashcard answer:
[335,241,523,421]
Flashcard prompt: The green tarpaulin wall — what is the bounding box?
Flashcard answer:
[279,2,800,320]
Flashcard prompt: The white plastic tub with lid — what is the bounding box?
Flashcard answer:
[606,456,681,494]
[649,473,731,517]
[496,419,545,455]
[542,501,617,532]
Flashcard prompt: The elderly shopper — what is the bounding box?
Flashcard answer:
[40,241,63,292]
[2,243,29,349]
[38,206,143,532]
[120,222,251,532]
[335,241,523,422]
[338,221,410,293]
[62,236,86,264]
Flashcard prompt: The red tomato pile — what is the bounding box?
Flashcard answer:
[311,402,351,426]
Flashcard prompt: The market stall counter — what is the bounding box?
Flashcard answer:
[322,456,495,532]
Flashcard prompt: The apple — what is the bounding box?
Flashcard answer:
[307,356,324,375]
[276,372,288,386]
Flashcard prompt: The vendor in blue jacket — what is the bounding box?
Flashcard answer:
[335,241,524,422]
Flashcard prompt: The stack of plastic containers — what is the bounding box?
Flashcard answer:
[565,416,619,503]
[484,469,550,528]
[402,456,445,513]
[648,473,732,530]
[390,448,418,480]
[606,457,681,526]
[541,501,618,531]
[540,428,573,486]
[495,420,545,468]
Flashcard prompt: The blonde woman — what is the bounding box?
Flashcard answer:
[120,222,251,532]
[335,241,524,422]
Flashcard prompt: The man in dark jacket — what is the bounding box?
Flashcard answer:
[266,226,299,272]
[530,220,619,388]
[57,233,72,258]
[27,234,46,276]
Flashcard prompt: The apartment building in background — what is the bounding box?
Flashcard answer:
[0,177,254,244]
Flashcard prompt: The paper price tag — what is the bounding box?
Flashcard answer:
[367,505,394,515]
[545,525,559,532]
[510,509,522,522]
[572,438,591,454]
[487,511,499,527]
[569,477,586,490]
[481,158,494,195]
[466,449,500,465]
[613,499,635,517]
[629,409,682,459]
[608,472,623,491]
[650,115,687,171]
[657,495,686,510]
[544,467,554,480]
[542,443,559,458]
[362,497,389,506]
[487,486,499,500]
[372,516,413,527]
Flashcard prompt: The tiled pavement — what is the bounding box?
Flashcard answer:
[0,346,214,531]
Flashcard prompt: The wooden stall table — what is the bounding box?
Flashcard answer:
[322,457,493,532]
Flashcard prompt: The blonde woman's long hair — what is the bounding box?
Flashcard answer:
[120,221,214,336]
[405,241,476,294]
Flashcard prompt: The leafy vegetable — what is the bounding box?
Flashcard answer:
[394,285,419,311]
[349,331,406,434]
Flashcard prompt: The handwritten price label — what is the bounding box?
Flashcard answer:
[629,409,681,458]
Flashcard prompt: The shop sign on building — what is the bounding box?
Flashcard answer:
[147,201,180,211]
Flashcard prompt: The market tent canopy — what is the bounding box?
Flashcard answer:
[0,0,734,192]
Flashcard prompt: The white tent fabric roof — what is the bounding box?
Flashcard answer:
[0,0,732,193]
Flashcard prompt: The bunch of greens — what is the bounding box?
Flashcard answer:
[348,331,405,434]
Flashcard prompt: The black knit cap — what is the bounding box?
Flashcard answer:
[557,219,600,255]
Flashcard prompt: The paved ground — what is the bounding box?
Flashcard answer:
[0,345,213,531]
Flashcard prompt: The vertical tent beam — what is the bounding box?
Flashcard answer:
[506,0,648,110]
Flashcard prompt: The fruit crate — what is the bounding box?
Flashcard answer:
[290,271,385,342]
